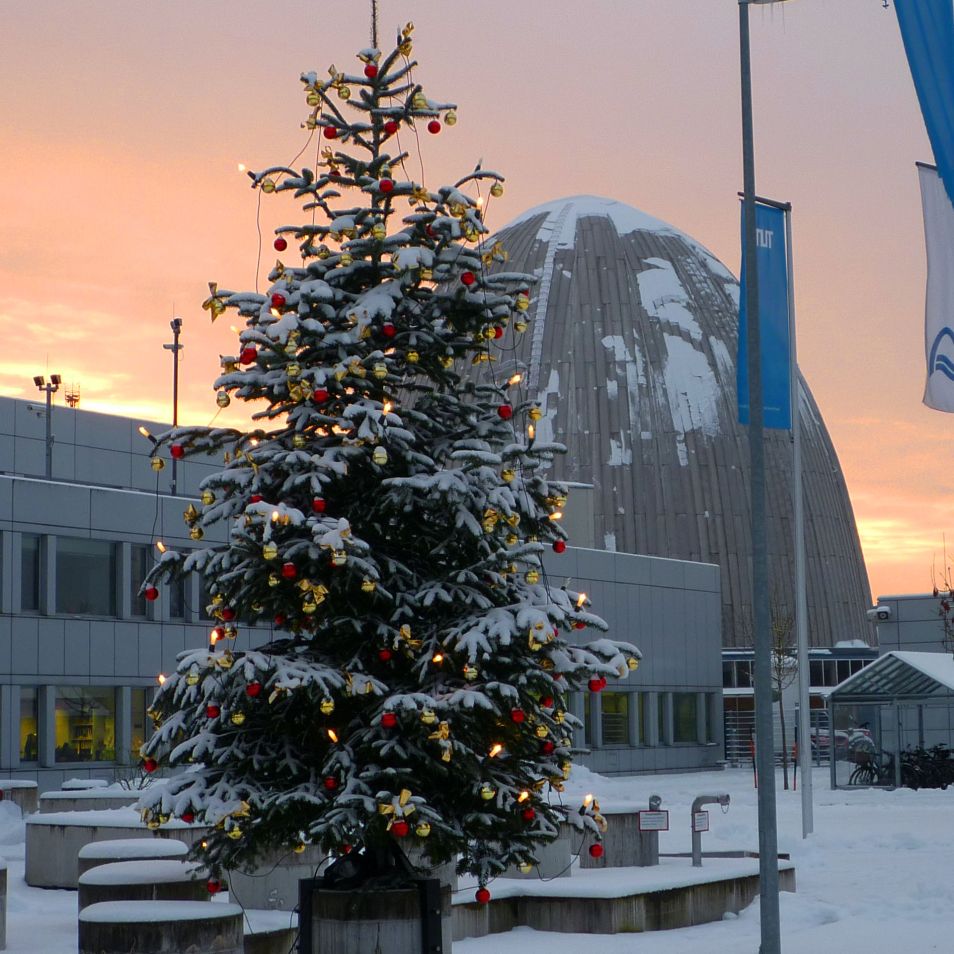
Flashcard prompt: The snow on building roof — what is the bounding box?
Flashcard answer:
[830,651,954,701]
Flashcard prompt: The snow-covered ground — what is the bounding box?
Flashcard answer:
[1,767,952,953]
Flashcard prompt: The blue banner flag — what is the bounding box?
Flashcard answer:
[896,0,954,208]
[737,201,792,430]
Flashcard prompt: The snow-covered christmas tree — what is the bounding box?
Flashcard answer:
[139,22,640,899]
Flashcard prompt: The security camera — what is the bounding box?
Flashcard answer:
[866,606,892,622]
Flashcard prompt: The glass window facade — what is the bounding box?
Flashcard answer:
[658,693,668,745]
[55,687,116,762]
[56,538,116,616]
[130,544,151,618]
[583,691,593,747]
[20,687,38,762]
[601,692,630,745]
[131,687,151,762]
[674,692,698,743]
[21,533,40,611]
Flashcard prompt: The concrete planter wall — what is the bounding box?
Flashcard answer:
[78,900,242,954]
[77,859,208,910]
[242,911,298,954]
[225,846,327,911]
[0,781,38,815]
[39,791,139,813]
[502,822,576,879]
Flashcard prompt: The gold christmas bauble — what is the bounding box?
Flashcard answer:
[406,350,420,364]
[506,534,518,546]
[514,321,528,333]
[420,267,433,281]
[555,710,566,724]
[372,447,388,465]
[320,698,335,715]
[337,85,351,100]
[525,569,540,584]
[361,579,377,593]
[190,527,204,541]
[306,92,320,107]
[518,861,533,874]
[146,818,161,830]
[340,253,353,266]
[415,822,431,838]
[627,657,640,671]
[292,434,307,449]
[444,109,457,126]
[151,458,165,472]
[294,842,307,854]
[420,708,437,724]
[302,598,317,614]
[228,827,243,840]
[286,363,301,379]
[529,406,542,422]
[216,391,230,408]
[412,92,428,109]
[263,542,278,560]
[515,293,530,312]
[331,549,348,566]
[372,362,387,380]
[479,783,496,801]
[186,672,200,686]
[535,724,549,738]
[483,326,496,341]
[372,224,386,240]
[507,514,520,528]
[501,469,515,483]
[262,179,276,194]
[490,182,504,198]
[463,664,478,681]
[268,573,280,588]
[231,712,246,725]
[440,355,453,369]
[201,490,215,506]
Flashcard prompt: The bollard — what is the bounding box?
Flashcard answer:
[690,793,730,867]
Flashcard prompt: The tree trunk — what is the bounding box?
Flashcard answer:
[778,698,789,790]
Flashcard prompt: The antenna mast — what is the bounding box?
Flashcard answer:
[371,0,378,48]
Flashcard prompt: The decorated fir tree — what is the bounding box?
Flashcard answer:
[139,23,640,899]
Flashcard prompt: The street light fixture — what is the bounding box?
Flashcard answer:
[33,374,62,478]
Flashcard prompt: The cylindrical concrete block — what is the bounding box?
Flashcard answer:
[502,822,575,879]
[243,911,298,954]
[225,845,328,911]
[78,859,208,910]
[0,861,8,950]
[39,791,139,813]
[79,901,242,954]
[0,781,38,815]
[304,882,452,954]
[579,812,659,868]
[78,838,189,878]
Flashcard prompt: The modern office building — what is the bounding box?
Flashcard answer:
[0,395,724,786]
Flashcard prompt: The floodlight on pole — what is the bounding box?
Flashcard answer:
[34,373,61,478]
[163,317,184,495]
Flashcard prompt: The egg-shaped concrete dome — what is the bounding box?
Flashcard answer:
[490,195,872,648]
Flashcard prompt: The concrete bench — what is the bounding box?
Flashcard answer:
[243,910,298,954]
[26,809,207,888]
[78,900,242,954]
[78,837,189,878]
[78,859,208,910]
[0,781,38,815]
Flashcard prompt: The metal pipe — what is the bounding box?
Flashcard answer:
[163,317,183,495]
[690,794,730,867]
[739,2,781,948]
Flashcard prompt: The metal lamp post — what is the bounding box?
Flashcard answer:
[33,374,61,478]
[163,318,183,495]
[738,1,791,951]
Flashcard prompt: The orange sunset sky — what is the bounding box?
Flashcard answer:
[0,1,948,602]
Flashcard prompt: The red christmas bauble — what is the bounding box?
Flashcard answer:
[207,878,222,895]
[510,708,525,723]
[497,404,513,421]
[364,63,379,79]
[206,705,220,718]
[312,497,326,513]
[378,648,393,662]
[270,292,286,309]
[170,443,185,460]
[391,820,409,838]
[273,237,287,252]
[240,346,257,365]
[281,562,297,580]
[540,696,554,709]
[250,494,263,503]
[384,119,399,135]
[323,775,338,790]
[425,224,437,239]
[313,388,330,403]
[181,811,195,824]
[574,621,586,630]
[427,119,441,134]
[541,740,556,754]
[144,586,159,602]
[379,178,394,193]
[381,322,397,338]
[589,843,604,859]
[381,712,398,729]
[600,676,608,689]
[588,677,603,692]
[521,807,536,822]
[552,540,567,554]
[246,681,262,698]
[323,126,338,139]
[221,608,236,622]
[461,271,476,286]
[274,613,286,626]
[143,758,158,774]
[475,887,491,905]
[493,326,504,339]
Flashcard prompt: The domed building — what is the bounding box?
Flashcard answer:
[489,195,872,648]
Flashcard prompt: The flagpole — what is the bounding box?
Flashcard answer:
[787,204,814,838]
[739,2,782,951]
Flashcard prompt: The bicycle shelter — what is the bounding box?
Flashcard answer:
[828,651,954,788]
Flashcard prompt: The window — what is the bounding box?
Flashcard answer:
[169,574,185,620]
[56,538,116,616]
[810,660,825,687]
[131,687,151,762]
[722,662,735,688]
[21,533,40,611]
[199,577,213,621]
[736,661,753,688]
[705,693,717,743]
[20,688,38,762]
[673,692,698,743]
[601,692,630,745]
[130,544,152,618]
[657,693,668,745]
[837,660,852,684]
[55,687,116,762]
[583,691,593,747]
[639,693,651,745]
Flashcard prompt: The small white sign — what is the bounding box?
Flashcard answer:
[637,810,669,832]
[692,811,710,833]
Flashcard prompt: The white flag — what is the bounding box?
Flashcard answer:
[920,163,954,412]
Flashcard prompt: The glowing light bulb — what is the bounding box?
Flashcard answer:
[577,593,587,608]
[476,196,484,209]
[156,541,167,554]
[138,426,151,439]
[157,673,167,685]
[327,729,339,743]
[583,793,594,807]
[432,653,444,664]
[548,511,563,521]
[517,790,530,802]
[528,425,535,440]
[383,401,392,415]
[237,163,247,172]
[508,373,522,385]
[489,743,504,758]
[271,511,280,523]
